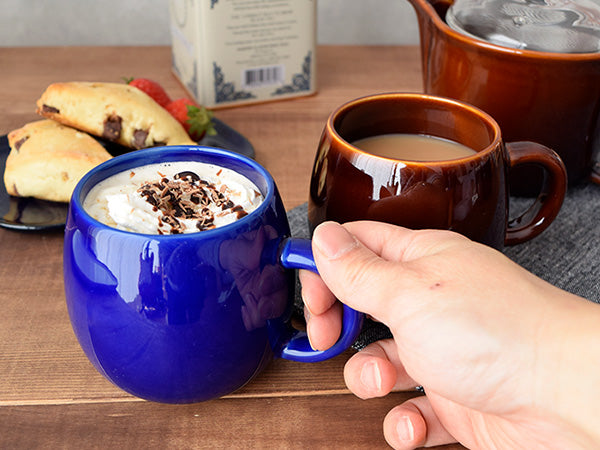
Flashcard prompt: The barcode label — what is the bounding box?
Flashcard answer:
[242,65,285,89]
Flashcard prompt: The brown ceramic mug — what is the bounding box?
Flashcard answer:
[308,93,567,249]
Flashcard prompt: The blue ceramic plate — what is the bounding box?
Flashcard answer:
[0,118,255,231]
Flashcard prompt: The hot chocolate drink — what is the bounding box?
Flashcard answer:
[83,161,264,234]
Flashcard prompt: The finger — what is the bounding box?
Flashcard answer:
[259,290,288,319]
[305,301,342,351]
[259,264,288,296]
[298,269,336,315]
[243,226,267,268]
[343,339,418,399]
[383,396,457,449]
[241,293,260,331]
[343,220,470,264]
[311,221,411,322]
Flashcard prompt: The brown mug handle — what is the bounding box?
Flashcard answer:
[505,141,567,246]
[590,162,600,184]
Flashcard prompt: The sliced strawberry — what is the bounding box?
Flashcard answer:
[124,77,171,108]
[165,98,217,141]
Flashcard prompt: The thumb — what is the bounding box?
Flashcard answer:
[311,221,405,322]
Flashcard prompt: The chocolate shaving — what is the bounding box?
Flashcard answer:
[231,205,248,219]
[175,171,201,182]
[196,207,215,231]
[136,171,248,234]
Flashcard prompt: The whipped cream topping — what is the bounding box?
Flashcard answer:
[83,161,264,234]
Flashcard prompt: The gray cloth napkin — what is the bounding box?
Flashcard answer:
[288,182,600,350]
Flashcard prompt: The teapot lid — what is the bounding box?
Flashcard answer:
[446,0,600,53]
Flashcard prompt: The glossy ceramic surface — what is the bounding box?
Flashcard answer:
[64,146,362,404]
[408,0,600,193]
[308,93,566,248]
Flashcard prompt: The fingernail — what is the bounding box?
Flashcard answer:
[305,319,317,351]
[313,222,359,260]
[396,416,415,442]
[360,360,382,393]
[303,305,312,321]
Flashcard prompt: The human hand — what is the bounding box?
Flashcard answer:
[300,221,600,449]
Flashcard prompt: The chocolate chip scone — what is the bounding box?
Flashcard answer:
[36,82,195,149]
[4,119,113,202]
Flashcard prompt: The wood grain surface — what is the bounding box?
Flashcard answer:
[0,46,464,449]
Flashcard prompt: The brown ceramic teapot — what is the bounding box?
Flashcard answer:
[407,0,600,194]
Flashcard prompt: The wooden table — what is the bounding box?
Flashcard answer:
[0,46,462,449]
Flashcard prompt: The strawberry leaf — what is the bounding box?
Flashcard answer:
[186,104,217,139]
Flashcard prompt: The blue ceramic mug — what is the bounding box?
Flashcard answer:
[64,145,363,404]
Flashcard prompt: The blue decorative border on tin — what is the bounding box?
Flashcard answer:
[272,51,312,96]
[213,62,256,103]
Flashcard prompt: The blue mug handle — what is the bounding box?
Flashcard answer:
[277,238,364,362]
